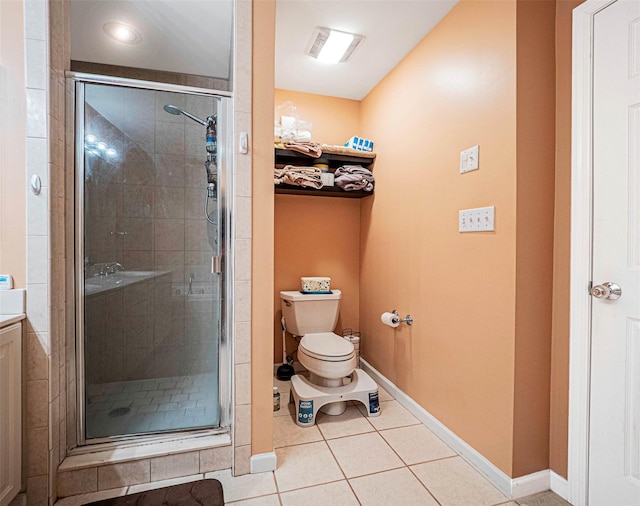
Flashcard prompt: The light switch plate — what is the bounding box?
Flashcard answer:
[459,206,495,232]
[460,145,479,174]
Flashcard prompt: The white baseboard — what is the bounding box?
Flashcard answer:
[511,470,550,499]
[360,359,551,500]
[550,471,570,501]
[250,452,277,473]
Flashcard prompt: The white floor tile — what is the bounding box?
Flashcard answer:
[327,432,404,478]
[280,480,359,506]
[273,412,323,448]
[379,424,456,465]
[204,469,277,503]
[357,399,421,430]
[226,494,281,506]
[411,456,508,506]
[316,405,374,440]
[274,441,344,492]
[349,467,439,506]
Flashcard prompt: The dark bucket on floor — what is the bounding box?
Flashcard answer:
[85,479,223,506]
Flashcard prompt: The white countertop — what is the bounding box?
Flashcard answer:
[0,314,25,328]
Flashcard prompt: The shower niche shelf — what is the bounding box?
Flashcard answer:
[274,147,375,199]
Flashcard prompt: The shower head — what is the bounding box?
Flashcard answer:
[163,104,209,127]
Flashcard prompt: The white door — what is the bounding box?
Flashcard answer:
[589,1,640,504]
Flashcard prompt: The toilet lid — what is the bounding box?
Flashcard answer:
[299,333,355,361]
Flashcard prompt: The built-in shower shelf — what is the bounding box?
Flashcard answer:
[274,147,375,199]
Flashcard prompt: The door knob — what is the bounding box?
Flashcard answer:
[590,282,622,300]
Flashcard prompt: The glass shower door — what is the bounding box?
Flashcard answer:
[76,82,224,441]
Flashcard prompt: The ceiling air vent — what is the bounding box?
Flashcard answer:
[305,27,364,63]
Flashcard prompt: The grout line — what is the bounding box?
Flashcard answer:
[406,464,443,506]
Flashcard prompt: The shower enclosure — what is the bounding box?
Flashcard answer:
[72,77,231,444]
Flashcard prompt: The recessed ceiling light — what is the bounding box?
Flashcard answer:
[306,27,364,63]
[103,22,142,44]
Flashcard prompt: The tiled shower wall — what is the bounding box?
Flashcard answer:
[23,0,69,504]
[22,0,254,503]
[82,91,218,384]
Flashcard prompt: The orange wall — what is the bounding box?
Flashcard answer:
[0,0,26,288]
[252,0,276,456]
[360,0,519,476]
[267,0,571,479]
[272,91,362,362]
[549,0,585,478]
[274,89,361,146]
[512,0,556,477]
[274,195,361,362]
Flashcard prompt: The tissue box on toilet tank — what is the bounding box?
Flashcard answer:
[301,277,331,293]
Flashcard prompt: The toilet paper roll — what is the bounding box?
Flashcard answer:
[381,312,400,328]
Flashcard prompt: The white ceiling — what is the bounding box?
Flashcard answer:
[70,0,233,79]
[275,0,458,100]
[70,0,458,100]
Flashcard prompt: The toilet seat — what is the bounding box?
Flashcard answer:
[299,332,355,362]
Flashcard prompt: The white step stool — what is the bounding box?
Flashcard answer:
[290,369,381,427]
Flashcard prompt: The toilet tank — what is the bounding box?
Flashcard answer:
[280,290,342,336]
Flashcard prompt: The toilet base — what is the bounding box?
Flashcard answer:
[290,369,381,427]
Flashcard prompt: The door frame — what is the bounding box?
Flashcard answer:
[568,1,618,504]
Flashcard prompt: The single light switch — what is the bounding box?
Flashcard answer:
[460,145,479,174]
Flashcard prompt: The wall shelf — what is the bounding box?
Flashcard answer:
[274,147,375,199]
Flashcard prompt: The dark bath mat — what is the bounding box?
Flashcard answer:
[85,479,224,506]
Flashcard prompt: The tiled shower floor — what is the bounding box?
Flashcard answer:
[85,373,218,439]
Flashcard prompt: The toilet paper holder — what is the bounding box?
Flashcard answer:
[391,310,413,326]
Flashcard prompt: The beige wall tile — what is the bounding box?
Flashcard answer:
[234,33,252,114]
[234,239,251,282]
[27,427,48,477]
[26,284,48,334]
[234,281,251,323]
[234,321,251,365]
[27,235,48,284]
[26,380,48,428]
[26,475,48,506]
[233,445,251,477]
[24,0,47,40]
[234,197,252,240]
[199,446,232,473]
[25,38,47,89]
[26,88,47,138]
[98,459,151,490]
[234,404,252,447]
[57,468,98,497]
[150,452,199,482]
[234,154,252,198]
[25,332,48,381]
[235,363,251,406]
[235,1,252,31]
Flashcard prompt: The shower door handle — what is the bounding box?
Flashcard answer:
[211,256,221,274]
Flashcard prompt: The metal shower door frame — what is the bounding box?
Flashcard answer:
[68,74,233,449]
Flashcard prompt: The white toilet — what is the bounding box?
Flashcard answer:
[280,289,381,426]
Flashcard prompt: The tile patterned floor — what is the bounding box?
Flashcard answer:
[61,373,572,506]
[85,373,218,438]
